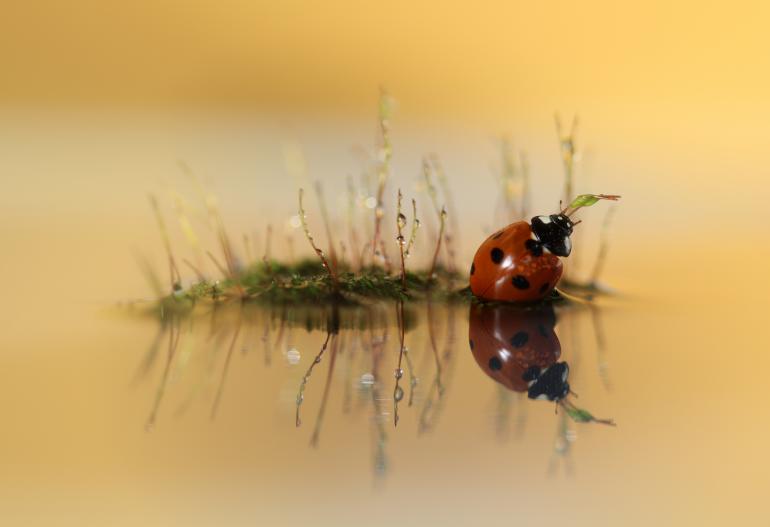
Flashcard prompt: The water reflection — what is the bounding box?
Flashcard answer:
[469,304,562,395]
[134,298,613,477]
[467,302,615,474]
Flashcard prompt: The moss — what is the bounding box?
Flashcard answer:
[152,258,473,311]
[149,258,581,316]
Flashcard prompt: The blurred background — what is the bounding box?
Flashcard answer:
[2,1,770,525]
[4,0,770,299]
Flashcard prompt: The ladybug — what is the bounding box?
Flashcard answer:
[469,194,620,302]
[468,303,569,401]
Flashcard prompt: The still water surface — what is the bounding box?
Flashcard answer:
[3,278,768,526]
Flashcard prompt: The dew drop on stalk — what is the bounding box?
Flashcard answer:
[394,368,404,379]
[394,386,404,402]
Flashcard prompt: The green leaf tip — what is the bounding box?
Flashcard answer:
[568,194,621,209]
[564,405,616,426]
[565,407,595,422]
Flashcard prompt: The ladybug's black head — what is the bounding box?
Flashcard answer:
[530,214,574,257]
[524,362,570,402]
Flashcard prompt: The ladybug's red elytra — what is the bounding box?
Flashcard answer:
[468,303,569,401]
[469,194,620,302]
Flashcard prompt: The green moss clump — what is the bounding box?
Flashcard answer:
[153,259,469,314]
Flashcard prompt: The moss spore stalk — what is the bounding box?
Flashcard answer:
[555,114,579,206]
[428,206,447,282]
[298,188,339,287]
[404,198,419,259]
[396,189,408,291]
[148,194,182,293]
[371,88,393,263]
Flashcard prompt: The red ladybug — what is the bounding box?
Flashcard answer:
[470,194,620,302]
[468,303,570,400]
[469,216,566,302]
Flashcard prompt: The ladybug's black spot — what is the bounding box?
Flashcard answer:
[539,282,549,294]
[469,339,474,350]
[512,275,530,289]
[522,365,541,382]
[490,248,504,264]
[488,356,502,371]
[492,230,504,239]
[525,239,543,257]
[470,262,475,276]
[510,331,529,348]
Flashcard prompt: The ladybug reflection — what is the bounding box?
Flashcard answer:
[468,303,570,401]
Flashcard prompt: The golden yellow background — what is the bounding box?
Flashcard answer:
[2,1,770,526]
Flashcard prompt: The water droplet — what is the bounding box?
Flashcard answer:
[364,196,377,209]
[394,368,404,379]
[394,386,404,402]
[286,347,300,365]
[360,373,375,386]
[296,394,304,404]
[288,215,302,228]
[314,356,322,364]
